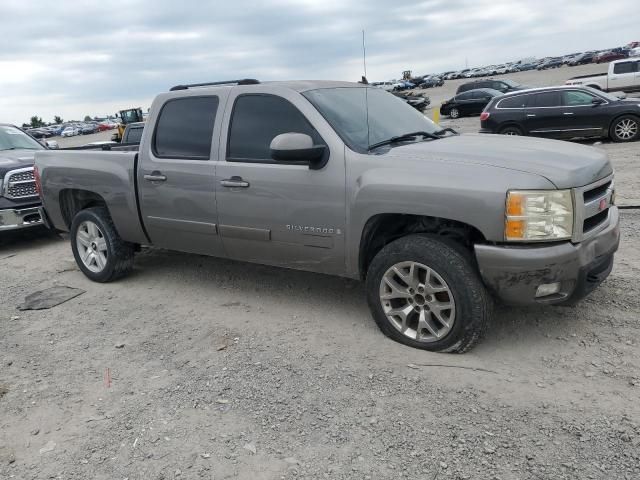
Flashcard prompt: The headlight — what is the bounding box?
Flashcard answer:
[505,190,573,241]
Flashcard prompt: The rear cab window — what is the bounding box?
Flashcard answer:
[153,96,219,159]
[613,61,638,74]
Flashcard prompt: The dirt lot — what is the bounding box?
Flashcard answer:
[2,64,640,480]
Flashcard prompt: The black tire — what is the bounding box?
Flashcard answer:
[500,125,523,136]
[365,235,491,353]
[449,108,460,119]
[609,115,640,143]
[70,207,134,282]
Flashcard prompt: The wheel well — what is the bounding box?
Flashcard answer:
[608,113,640,131]
[359,214,486,279]
[59,189,108,228]
[498,123,523,133]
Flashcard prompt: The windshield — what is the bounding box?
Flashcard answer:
[0,125,45,151]
[502,79,520,87]
[303,87,439,153]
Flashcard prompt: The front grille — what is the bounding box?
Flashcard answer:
[4,168,37,199]
[573,176,614,242]
[583,209,608,233]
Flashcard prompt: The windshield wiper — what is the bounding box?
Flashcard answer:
[368,131,440,150]
[434,127,459,136]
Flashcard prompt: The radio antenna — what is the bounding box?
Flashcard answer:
[362,30,367,79]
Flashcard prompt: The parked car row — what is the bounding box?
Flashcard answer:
[24,120,118,139]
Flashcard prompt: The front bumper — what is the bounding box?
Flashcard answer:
[474,206,620,306]
[0,206,43,232]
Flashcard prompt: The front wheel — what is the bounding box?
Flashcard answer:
[610,115,639,142]
[365,235,491,353]
[449,108,460,119]
[70,207,135,282]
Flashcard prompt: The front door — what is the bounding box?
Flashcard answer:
[137,93,227,256]
[559,89,610,137]
[214,88,347,275]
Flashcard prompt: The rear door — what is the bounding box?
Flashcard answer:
[137,92,227,256]
[470,90,492,114]
[213,86,347,275]
[608,60,639,92]
[523,91,565,138]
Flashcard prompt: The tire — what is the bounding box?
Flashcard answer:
[610,115,640,143]
[365,235,491,353]
[70,207,135,282]
[499,125,523,136]
[449,108,460,119]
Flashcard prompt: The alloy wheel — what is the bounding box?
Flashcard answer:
[379,261,456,343]
[76,220,108,273]
[450,108,460,119]
[614,119,638,141]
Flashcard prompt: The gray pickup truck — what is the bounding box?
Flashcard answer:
[35,79,620,353]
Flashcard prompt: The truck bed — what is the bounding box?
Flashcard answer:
[35,149,148,244]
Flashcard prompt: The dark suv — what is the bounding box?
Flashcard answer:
[479,86,640,142]
[456,79,525,95]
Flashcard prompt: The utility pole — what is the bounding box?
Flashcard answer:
[362,30,367,79]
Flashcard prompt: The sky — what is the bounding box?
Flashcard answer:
[1,0,637,125]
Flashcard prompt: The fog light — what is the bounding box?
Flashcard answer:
[536,282,561,298]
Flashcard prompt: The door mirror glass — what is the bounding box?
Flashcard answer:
[270,133,326,168]
[591,97,605,105]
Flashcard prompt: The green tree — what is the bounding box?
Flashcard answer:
[30,116,44,128]
[54,116,63,124]
[84,115,92,122]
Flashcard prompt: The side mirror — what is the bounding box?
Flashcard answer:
[591,97,605,106]
[45,140,59,149]
[270,133,327,169]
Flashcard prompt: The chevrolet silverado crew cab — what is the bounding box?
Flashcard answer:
[35,79,620,353]
[0,124,45,232]
[566,58,640,93]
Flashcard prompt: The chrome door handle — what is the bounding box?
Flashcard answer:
[563,112,574,115]
[526,114,536,117]
[144,174,167,182]
[220,176,250,188]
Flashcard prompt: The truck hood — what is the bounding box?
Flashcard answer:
[381,134,612,188]
[0,149,38,177]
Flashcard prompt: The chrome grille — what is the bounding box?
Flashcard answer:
[4,167,37,200]
[572,175,614,242]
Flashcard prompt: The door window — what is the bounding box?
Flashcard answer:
[532,91,560,108]
[153,96,219,159]
[227,94,323,162]
[613,61,638,74]
[562,90,597,106]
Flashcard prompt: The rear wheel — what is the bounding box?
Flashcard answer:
[500,125,523,136]
[449,108,460,119]
[610,115,639,142]
[365,235,491,353]
[70,207,135,282]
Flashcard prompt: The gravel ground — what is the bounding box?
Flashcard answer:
[2,64,639,479]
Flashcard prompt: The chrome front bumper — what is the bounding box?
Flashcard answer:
[0,206,43,231]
